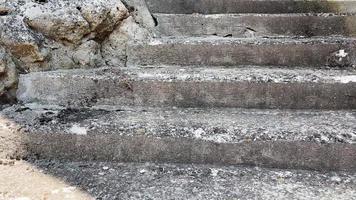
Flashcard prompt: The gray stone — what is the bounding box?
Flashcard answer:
[145,0,356,14]
[154,13,356,38]
[24,4,91,45]
[72,40,102,68]
[122,0,156,29]
[102,16,152,67]
[0,15,47,71]
[16,66,356,109]
[0,47,17,103]
[127,37,356,68]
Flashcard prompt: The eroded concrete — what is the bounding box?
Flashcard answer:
[1,105,356,171]
[16,66,356,109]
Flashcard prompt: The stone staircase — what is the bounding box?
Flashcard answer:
[9,0,356,174]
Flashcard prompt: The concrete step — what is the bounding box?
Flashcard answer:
[3,105,356,171]
[28,160,356,199]
[17,67,356,109]
[127,37,356,68]
[154,13,356,37]
[146,0,356,14]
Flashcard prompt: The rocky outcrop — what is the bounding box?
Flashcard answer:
[102,16,152,67]
[0,15,47,71]
[0,0,153,102]
[23,0,129,44]
[0,47,17,103]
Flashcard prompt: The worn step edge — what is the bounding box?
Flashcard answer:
[17,66,356,109]
[127,37,356,67]
[3,105,356,171]
[154,13,356,37]
[146,0,356,14]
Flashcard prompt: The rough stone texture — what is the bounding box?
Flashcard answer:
[79,0,129,41]
[0,15,47,71]
[123,0,156,29]
[72,40,103,68]
[102,16,152,67]
[0,47,18,103]
[16,66,356,109]
[23,0,128,44]
[1,105,356,171]
[0,0,153,100]
[27,160,356,200]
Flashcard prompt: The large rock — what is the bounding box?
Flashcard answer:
[24,3,92,45]
[0,0,151,71]
[102,16,151,67]
[24,0,129,45]
[0,47,18,103]
[80,0,129,41]
[72,40,103,68]
[0,15,47,71]
[122,0,156,30]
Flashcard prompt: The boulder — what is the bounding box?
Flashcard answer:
[102,16,151,67]
[24,3,91,45]
[0,47,18,103]
[72,40,103,68]
[24,0,129,45]
[80,0,129,41]
[0,15,47,71]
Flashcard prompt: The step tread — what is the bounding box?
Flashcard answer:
[145,36,356,45]
[4,104,356,144]
[21,66,356,84]
[32,160,356,200]
[154,13,356,17]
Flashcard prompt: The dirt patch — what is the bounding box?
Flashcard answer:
[0,160,94,200]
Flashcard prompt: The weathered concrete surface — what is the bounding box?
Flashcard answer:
[154,13,356,37]
[28,160,356,199]
[16,67,356,109]
[127,37,356,68]
[1,105,356,171]
[146,0,356,14]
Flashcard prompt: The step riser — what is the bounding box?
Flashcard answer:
[155,14,356,37]
[17,73,356,109]
[146,0,356,14]
[127,41,356,67]
[24,133,356,171]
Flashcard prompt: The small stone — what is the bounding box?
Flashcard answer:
[327,49,353,68]
[103,166,109,170]
[331,175,342,183]
[210,168,219,177]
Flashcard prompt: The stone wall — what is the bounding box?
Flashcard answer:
[0,0,154,102]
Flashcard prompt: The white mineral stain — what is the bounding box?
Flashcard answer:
[69,124,87,135]
[333,75,356,83]
[336,49,348,58]
[193,128,205,138]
